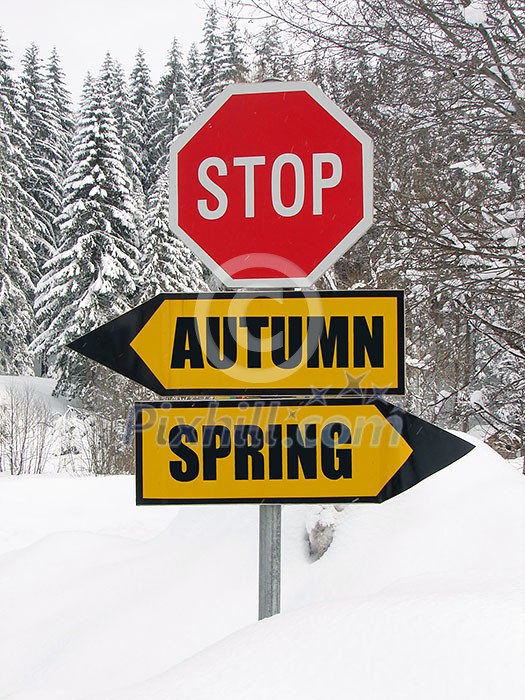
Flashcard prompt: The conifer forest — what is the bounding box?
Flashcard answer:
[0,1,523,472]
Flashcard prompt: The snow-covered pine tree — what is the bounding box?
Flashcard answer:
[129,49,156,195]
[223,17,249,85]
[24,48,75,375]
[200,5,230,106]
[139,166,206,300]
[46,47,74,214]
[148,38,195,188]
[19,43,62,261]
[33,75,139,400]
[98,53,142,188]
[177,89,201,137]
[0,29,41,372]
[186,43,203,97]
[305,51,329,93]
[253,23,294,81]
[98,53,146,250]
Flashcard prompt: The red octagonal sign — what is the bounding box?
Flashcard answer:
[170,81,373,288]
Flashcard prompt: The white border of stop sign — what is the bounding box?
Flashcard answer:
[169,81,373,289]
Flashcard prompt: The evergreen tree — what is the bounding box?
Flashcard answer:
[148,38,195,188]
[129,49,156,194]
[140,167,206,300]
[200,5,230,105]
[19,43,59,261]
[306,51,329,91]
[33,76,139,400]
[253,23,291,81]
[223,18,249,84]
[0,29,40,372]
[177,91,201,136]
[186,42,203,96]
[46,47,74,214]
[98,53,142,186]
[98,53,146,247]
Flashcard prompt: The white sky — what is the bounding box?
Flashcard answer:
[2,0,211,104]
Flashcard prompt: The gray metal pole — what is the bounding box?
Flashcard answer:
[258,504,281,620]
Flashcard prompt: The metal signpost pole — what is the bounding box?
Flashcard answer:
[258,504,281,620]
[258,283,286,623]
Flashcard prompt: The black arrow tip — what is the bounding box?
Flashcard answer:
[374,400,476,503]
[65,296,167,395]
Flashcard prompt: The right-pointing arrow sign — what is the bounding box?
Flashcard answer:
[135,398,474,505]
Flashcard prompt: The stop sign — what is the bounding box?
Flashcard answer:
[169,81,373,288]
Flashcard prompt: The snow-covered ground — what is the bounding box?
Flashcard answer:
[0,432,523,699]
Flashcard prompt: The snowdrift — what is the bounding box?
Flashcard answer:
[0,427,523,698]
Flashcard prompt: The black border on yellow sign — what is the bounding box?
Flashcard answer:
[135,397,474,506]
[69,290,406,396]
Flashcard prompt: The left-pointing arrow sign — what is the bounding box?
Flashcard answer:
[68,291,405,396]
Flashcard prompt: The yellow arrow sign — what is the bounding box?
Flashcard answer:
[68,292,404,396]
[134,398,475,505]
[124,291,403,395]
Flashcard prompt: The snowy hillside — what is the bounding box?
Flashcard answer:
[0,436,523,699]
